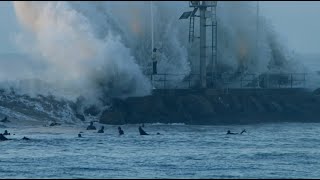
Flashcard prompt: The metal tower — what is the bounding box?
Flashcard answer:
[255,1,260,88]
[179,1,218,89]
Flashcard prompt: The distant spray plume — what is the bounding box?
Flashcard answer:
[86,1,302,79]
[13,1,152,105]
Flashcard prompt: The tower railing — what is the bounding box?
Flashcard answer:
[148,72,307,89]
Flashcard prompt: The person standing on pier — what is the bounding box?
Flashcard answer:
[152,48,157,75]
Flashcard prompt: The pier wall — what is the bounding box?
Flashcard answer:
[100,88,320,125]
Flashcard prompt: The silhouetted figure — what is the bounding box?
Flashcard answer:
[152,48,157,75]
[3,130,10,135]
[240,129,247,134]
[1,116,9,123]
[22,136,30,140]
[97,126,104,133]
[226,130,238,135]
[78,133,82,138]
[86,121,96,130]
[139,126,149,135]
[0,134,8,141]
[118,127,124,135]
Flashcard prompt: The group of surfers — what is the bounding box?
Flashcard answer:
[0,117,247,141]
[78,121,149,137]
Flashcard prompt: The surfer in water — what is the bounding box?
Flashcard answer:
[139,126,149,135]
[226,130,238,135]
[240,129,247,134]
[118,127,124,135]
[78,133,82,138]
[22,136,30,140]
[86,121,96,130]
[3,130,10,135]
[0,134,8,141]
[97,126,104,133]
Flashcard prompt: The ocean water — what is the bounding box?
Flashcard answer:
[1,122,320,178]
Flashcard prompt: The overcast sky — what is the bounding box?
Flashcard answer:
[0,1,320,55]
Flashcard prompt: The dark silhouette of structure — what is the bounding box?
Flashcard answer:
[22,136,30,140]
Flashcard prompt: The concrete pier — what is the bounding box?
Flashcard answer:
[99,88,320,125]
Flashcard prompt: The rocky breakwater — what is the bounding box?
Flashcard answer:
[100,88,320,125]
